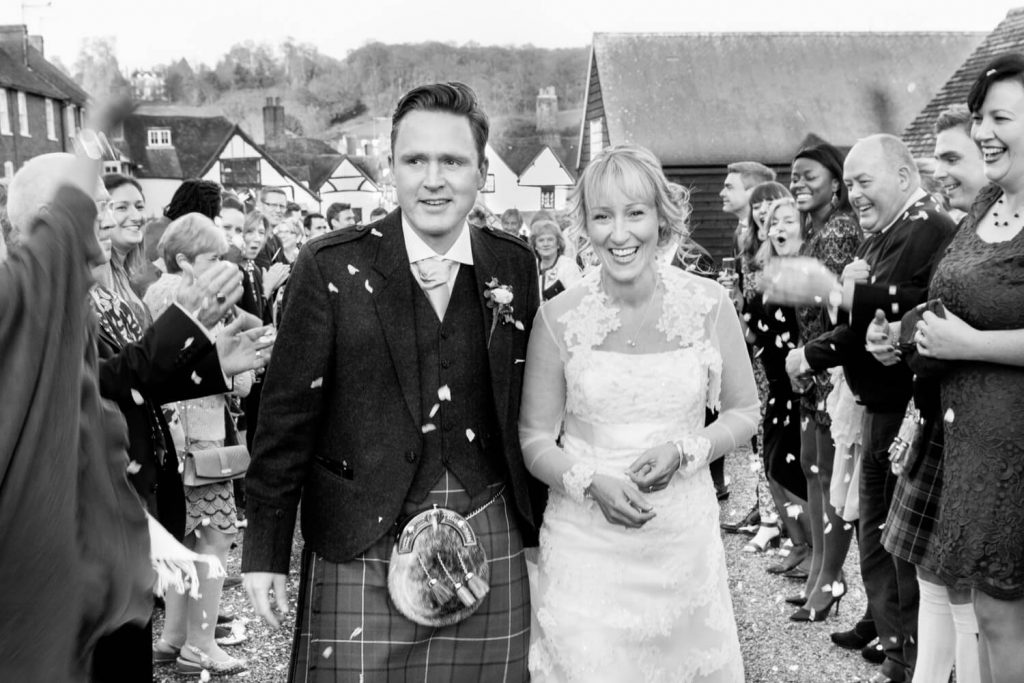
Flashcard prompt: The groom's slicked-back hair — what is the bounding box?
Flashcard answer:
[391,82,489,167]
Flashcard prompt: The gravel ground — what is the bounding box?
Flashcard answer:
[154,449,884,682]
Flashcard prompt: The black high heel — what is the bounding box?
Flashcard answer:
[767,542,809,574]
[789,584,845,622]
[784,592,806,606]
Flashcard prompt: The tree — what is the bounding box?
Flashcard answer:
[72,37,130,101]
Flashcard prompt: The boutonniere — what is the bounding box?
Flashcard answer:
[483,277,524,347]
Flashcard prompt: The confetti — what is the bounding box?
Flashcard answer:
[201,517,211,527]
[421,423,436,434]
[774,309,786,322]
[429,403,440,418]
[809,464,820,474]
[310,377,324,389]
[466,428,476,442]
[378,517,383,523]
[328,282,339,293]
[843,523,853,531]
[780,331,791,342]
[365,280,374,293]
[199,670,211,683]
[437,385,452,401]
[786,504,802,519]
[742,313,751,322]
[130,389,144,406]
[191,371,202,384]
[182,336,194,350]
[370,228,383,237]
[514,358,525,364]
[944,408,955,424]
[126,460,141,474]
[350,627,363,639]
[813,295,823,304]
[514,320,525,331]
[323,646,334,659]
[785,453,796,463]
[201,622,209,630]
[844,473,852,483]
[878,523,886,531]
[347,264,359,275]
[768,397,776,406]
[824,523,833,534]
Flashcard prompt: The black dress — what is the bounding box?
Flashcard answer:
[928,185,1024,599]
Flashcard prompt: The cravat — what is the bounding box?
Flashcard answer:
[413,256,456,320]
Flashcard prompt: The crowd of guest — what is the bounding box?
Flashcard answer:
[2,54,1024,683]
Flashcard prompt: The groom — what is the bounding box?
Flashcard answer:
[242,82,541,681]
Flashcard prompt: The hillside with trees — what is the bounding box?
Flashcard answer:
[74,38,589,140]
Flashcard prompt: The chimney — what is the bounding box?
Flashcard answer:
[262,97,285,148]
[536,86,561,149]
[0,25,28,64]
[27,34,43,56]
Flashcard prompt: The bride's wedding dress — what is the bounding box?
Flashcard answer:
[520,264,758,682]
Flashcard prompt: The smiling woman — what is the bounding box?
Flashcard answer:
[103,174,152,327]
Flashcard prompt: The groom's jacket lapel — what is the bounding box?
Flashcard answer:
[370,212,421,428]
[470,227,513,431]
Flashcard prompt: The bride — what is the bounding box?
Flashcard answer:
[519,145,758,682]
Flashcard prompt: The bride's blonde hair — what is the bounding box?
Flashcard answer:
[566,145,692,260]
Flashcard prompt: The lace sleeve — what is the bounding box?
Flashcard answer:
[816,212,863,277]
[698,286,760,464]
[518,305,594,498]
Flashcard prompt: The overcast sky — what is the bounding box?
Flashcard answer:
[2,0,1021,70]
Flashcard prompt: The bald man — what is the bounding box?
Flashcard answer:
[769,134,956,683]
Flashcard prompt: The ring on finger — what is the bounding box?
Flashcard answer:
[215,292,226,304]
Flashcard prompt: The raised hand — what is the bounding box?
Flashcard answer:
[763,256,838,306]
[262,262,291,298]
[866,309,902,366]
[175,261,244,328]
[216,318,276,377]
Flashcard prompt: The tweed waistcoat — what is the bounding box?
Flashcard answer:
[407,264,503,501]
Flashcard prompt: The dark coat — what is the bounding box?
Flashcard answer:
[803,192,955,413]
[96,305,228,539]
[242,211,542,573]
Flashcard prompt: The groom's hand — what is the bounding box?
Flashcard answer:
[244,571,289,628]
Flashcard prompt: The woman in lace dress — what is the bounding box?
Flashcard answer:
[520,145,758,682]
[914,55,1024,681]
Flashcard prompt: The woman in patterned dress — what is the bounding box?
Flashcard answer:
[786,143,864,618]
[914,55,1024,681]
[147,214,251,676]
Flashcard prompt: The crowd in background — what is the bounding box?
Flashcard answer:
[2,52,1024,683]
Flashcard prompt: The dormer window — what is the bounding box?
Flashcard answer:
[147,128,172,147]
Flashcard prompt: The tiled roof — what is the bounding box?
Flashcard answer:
[591,32,984,166]
[122,113,234,179]
[903,7,1024,157]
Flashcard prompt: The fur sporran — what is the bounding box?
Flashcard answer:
[387,504,492,627]
[888,400,925,476]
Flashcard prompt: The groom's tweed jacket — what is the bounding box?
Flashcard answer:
[242,210,542,573]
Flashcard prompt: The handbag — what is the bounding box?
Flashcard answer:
[888,399,925,477]
[387,487,503,627]
[179,403,250,486]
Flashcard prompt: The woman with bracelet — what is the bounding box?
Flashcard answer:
[519,145,758,681]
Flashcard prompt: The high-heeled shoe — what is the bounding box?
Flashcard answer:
[720,505,760,534]
[789,582,845,622]
[784,592,806,606]
[742,522,780,553]
[767,542,809,574]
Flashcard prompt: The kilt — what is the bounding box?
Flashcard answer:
[290,473,530,683]
[882,417,943,569]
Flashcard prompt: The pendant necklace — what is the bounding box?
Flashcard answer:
[625,281,660,348]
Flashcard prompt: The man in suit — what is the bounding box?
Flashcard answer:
[243,82,541,682]
[769,134,956,683]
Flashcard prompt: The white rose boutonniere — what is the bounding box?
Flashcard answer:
[483,277,524,347]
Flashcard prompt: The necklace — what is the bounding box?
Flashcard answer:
[624,281,660,348]
[992,197,1024,228]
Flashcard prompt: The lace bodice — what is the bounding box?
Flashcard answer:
[520,264,758,497]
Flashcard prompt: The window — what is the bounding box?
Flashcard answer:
[103,161,121,175]
[0,89,10,135]
[17,91,29,136]
[483,174,495,193]
[3,161,13,178]
[540,186,555,209]
[220,158,260,189]
[45,98,56,140]
[589,117,604,156]
[66,104,76,139]
[147,128,172,147]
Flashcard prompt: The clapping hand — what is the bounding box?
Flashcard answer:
[587,474,656,529]
[263,262,291,298]
[841,258,871,284]
[626,443,681,492]
[216,318,277,376]
[915,308,975,360]
[175,262,244,328]
[866,309,902,366]
[763,257,838,306]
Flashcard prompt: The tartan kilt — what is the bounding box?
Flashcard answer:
[882,418,943,569]
[290,477,530,683]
